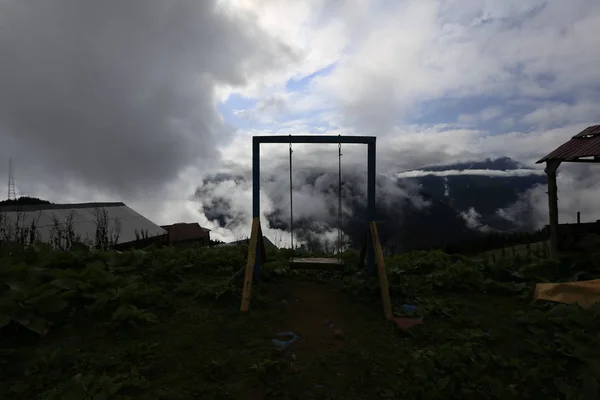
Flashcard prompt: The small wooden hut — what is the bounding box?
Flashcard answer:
[537,125,600,254]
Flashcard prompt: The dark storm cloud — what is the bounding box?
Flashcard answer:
[201,173,247,186]
[195,173,250,230]
[0,0,292,198]
[201,196,241,229]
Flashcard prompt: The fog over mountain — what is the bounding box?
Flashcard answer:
[195,156,547,251]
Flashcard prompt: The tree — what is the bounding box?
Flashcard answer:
[0,196,51,206]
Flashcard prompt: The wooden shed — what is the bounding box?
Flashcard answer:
[160,222,210,246]
[537,124,600,254]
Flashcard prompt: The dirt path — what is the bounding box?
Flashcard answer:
[275,280,352,365]
[245,280,356,399]
[244,279,395,399]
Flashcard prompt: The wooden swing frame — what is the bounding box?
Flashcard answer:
[240,135,392,320]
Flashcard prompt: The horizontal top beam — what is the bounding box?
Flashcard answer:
[253,135,375,144]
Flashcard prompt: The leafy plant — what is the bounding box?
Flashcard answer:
[47,371,147,399]
[111,304,158,326]
[429,261,485,291]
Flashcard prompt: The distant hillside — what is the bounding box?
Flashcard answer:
[400,157,546,233]
[199,157,548,254]
[370,157,546,252]
[373,191,481,253]
[420,156,526,172]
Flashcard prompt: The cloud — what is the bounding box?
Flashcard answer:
[460,207,491,232]
[0,0,291,201]
[500,163,600,229]
[194,157,428,247]
[207,120,598,241]
[521,100,600,129]
[218,0,347,100]
[234,95,289,123]
[3,0,600,246]
[458,106,504,126]
[396,169,545,179]
[202,0,600,242]
[288,0,600,137]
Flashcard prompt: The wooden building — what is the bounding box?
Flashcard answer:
[537,124,600,254]
[160,222,210,246]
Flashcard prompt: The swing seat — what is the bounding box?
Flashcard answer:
[289,257,344,270]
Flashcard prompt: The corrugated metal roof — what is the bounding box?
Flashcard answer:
[161,223,209,242]
[537,125,600,163]
[0,204,166,244]
[0,202,126,212]
[572,125,600,138]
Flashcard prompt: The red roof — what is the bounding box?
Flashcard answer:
[160,223,209,242]
[537,125,600,163]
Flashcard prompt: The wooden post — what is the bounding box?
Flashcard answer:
[369,221,393,320]
[252,139,262,282]
[240,218,260,312]
[366,142,377,276]
[358,228,368,269]
[545,160,561,256]
[258,223,267,263]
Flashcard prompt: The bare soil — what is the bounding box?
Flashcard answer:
[277,280,351,366]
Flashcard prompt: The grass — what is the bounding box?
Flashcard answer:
[482,240,552,260]
[3,244,600,399]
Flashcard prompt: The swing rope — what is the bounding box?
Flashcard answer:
[338,141,342,259]
[288,137,343,256]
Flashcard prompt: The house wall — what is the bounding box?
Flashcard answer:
[544,222,600,251]
[166,230,210,244]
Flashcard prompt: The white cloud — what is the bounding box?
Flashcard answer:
[396,169,544,179]
[478,123,598,165]
[521,100,600,129]
[458,106,504,126]
[507,163,600,229]
[4,0,600,244]
[217,0,347,101]
[209,118,600,240]
[460,207,491,232]
[155,0,600,240]
[294,0,600,136]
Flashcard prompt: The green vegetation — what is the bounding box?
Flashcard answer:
[443,229,548,255]
[2,243,600,399]
[0,196,52,207]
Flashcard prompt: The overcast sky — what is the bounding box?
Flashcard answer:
[1,0,600,242]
